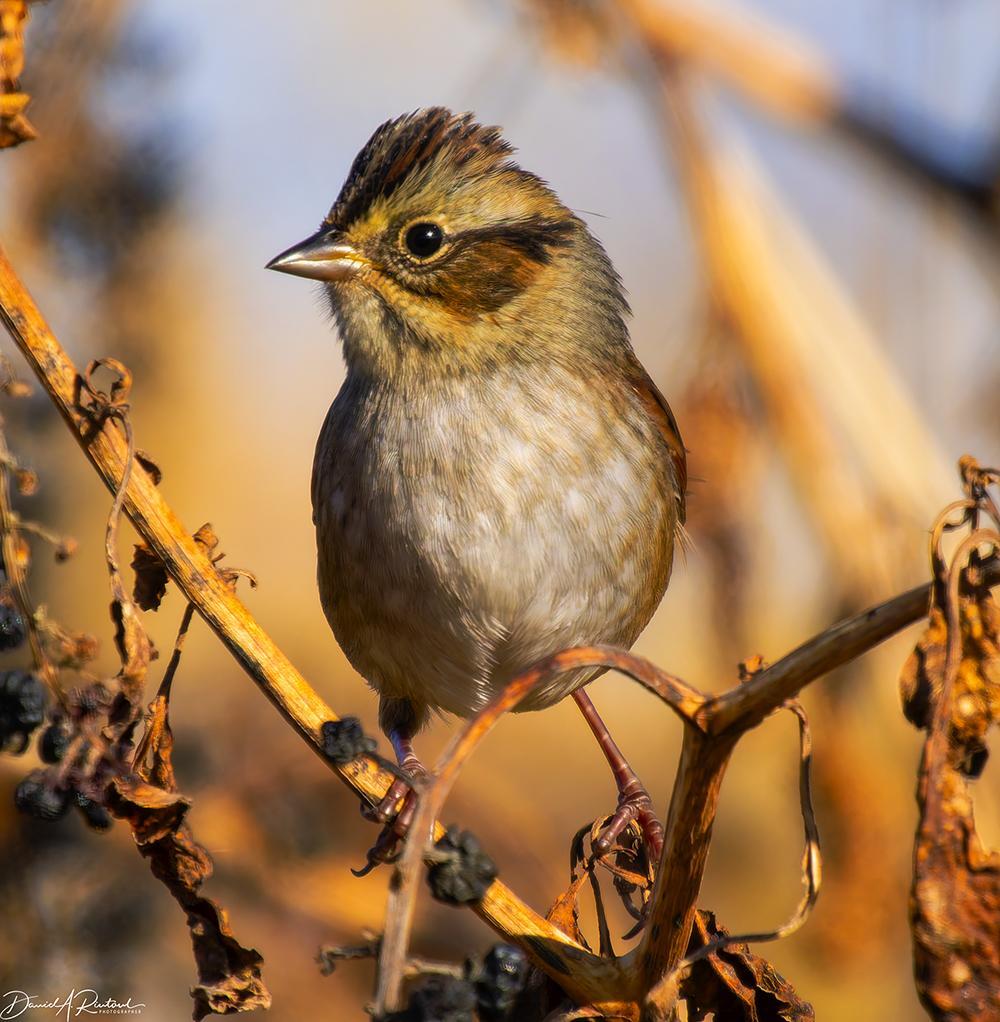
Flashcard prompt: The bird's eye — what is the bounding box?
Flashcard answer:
[404,222,444,259]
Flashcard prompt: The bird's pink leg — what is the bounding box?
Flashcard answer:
[355,726,428,874]
[573,689,664,860]
[370,727,425,821]
[371,726,426,825]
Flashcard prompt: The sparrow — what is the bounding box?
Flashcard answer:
[267,108,687,859]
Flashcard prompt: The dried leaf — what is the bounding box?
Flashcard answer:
[189,897,271,1021]
[192,523,220,558]
[546,868,591,951]
[905,576,1000,1020]
[132,525,222,612]
[136,449,163,485]
[109,775,190,844]
[111,593,152,699]
[900,606,949,733]
[681,910,814,1022]
[132,542,169,611]
[113,782,271,1019]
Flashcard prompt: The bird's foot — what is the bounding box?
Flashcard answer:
[593,782,663,863]
[355,762,427,875]
[361,772,421,826]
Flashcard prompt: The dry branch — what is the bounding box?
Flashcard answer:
[618,0,837,124]
[0,242,625,1005]
[2,238,998,1017]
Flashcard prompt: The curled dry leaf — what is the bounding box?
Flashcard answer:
[680,911,815,1022]
[188,896,271,1022]
[132,542,169,611]
[902,555,1000,1021]
[112,666,271,1021]
[132,524,226,611]
[109,775,191,845]
[135,449,163,485]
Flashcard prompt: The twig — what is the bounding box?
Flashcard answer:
[645,700,821,1016]
[375,647,708,1014]
[700,566,997,737]
[0,242,620,1003]
[3,242,998,1014]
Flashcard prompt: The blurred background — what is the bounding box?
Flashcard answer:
[0,1,999,1018]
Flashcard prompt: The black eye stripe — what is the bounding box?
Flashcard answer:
[396,215,574,273]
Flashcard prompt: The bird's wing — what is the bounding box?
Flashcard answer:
[627,366,688,525]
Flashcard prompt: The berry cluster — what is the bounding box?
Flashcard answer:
[11,683,117,832]
[473,945,530,1022]
[0,602,26,652]
[381,944,530,1022]
[321,716,377,765]
[427,826,499,906]
[0,669,46,752]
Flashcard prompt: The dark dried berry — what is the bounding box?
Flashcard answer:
[407,974,476,1022]
[0,604,25,651]
[39,723,69,763]
[475,944,529,1021]
[428,826,499,905]
[321,717,376,765]
[75,793,113,831]
[14,772,70,821]
[0,670,48,747]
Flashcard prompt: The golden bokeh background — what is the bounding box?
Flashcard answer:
[1,2,999,1019]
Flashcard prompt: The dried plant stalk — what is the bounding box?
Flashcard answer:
[2,240,999,1016]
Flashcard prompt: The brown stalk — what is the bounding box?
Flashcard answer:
[3,240,999,1014]
[0,243,616,999]
[644,700,821,1017]
[618,0,838,124]
[375,647,708,1015]
[632,561,998,1008]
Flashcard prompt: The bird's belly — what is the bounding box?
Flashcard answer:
[315,389,675,718]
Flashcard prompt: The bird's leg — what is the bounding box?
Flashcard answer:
[573,689,664,861]
[363,697,428,829]
[371,726,427,826]
[356,708,429,874]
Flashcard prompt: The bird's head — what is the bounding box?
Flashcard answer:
[267,108,628,378]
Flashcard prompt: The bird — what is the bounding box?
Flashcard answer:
[267,107,686,862]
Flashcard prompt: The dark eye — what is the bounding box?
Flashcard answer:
[404,222,444,258]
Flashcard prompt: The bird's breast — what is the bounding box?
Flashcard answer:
[312,365,677,716]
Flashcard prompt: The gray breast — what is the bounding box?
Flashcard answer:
[313,366,676,718]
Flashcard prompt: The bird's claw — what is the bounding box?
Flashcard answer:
[361,775,414,824]
[593,786,663,862]
[356,766,426,873]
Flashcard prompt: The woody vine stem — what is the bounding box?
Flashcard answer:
[0,245,997,1017]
